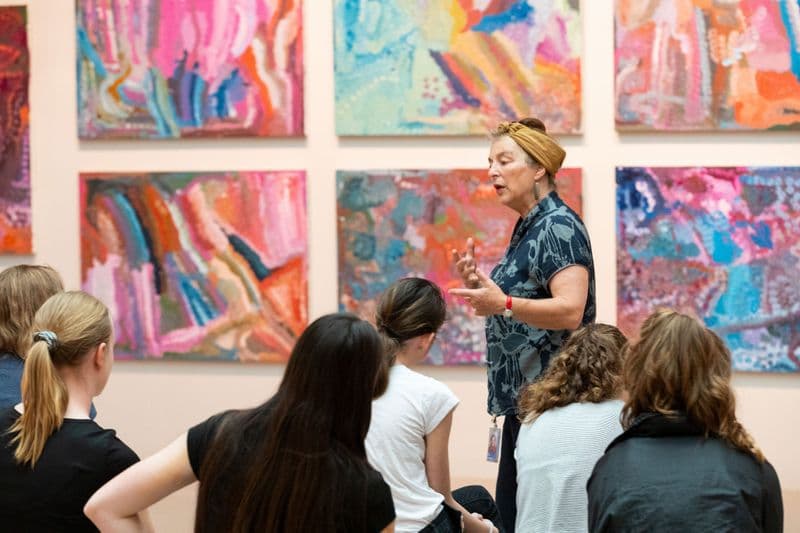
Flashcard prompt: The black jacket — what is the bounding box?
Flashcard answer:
[587,412,782,533]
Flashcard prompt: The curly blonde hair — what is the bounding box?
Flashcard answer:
[518,323,627,424]
[622,309,764,462]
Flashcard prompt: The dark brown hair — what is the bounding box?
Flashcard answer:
[518,323,627,423]
[375,277,446,364]
[194,313,386,532]
[622,309,764,461]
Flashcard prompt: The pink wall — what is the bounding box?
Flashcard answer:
[1,0,798,530]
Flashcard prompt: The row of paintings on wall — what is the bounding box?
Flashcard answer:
[4,1,800,253]
[78,166,800,374]
[75,0,800,136]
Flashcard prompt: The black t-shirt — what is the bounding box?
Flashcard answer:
[0,407,139,532]
[187,411,396,532]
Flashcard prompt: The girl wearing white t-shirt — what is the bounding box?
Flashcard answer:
[367,278,500,533]
[515,324,627,533]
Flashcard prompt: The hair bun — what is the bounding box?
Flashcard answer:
[517,117,547,133]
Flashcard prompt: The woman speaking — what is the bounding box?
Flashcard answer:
[450,117,596,532]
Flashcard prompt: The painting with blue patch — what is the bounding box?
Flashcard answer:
[76,1,304,138]
[81,170,308,362]
[334,0,582,135]
[617,166,800,372]
[337,167,583,365]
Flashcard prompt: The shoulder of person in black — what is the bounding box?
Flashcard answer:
[0,407,138,532]
[589,412,782,533]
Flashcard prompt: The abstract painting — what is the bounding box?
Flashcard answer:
[334,0,581,135]
[81,171,307,362]
[0,6,31,254]
[617,167,800,372]
[616,0,800,131]
[338,168,582,365]
[77,0,303,139]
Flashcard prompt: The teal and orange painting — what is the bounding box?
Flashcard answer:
[617,167,800,372]
[337,168,582,364]
[334,0,582,135]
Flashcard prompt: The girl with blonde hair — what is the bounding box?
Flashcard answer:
[0,264,63,408]
[0,291,145,532]
[587,309,783,532]
[515,323,627,533]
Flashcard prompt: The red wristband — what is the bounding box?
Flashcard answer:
[504,295,513,318]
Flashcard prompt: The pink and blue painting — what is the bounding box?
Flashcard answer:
[81,171,307,362]
[616,0,800,130]
[334,0,582,135]
[617,167,800,372]
[0,6,31,253]
[338,168,582,365]
[76,0,303,139]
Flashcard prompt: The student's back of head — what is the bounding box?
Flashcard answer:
[195,312,389,532]
[375,277,446,363]
[622,308,762,460]
[11,290,112,466]
[0,291,140,532]
[518,323,627,423]
[586,310,782,533]
[0,265,63,358]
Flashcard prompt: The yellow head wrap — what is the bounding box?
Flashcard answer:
[493,121,566,178]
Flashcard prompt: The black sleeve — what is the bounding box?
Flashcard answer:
[186,411,231,478]
[104,435,140,481]
[762,461,783,533]
[366,470,395,532]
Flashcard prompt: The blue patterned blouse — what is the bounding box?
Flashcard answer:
[486,191,596,416]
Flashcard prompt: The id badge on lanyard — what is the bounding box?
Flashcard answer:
[487,416,500,463]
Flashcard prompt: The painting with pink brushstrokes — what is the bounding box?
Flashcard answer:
[76,0,303,139]
[337,168,582,365]
[334,0,582,135]
[0,6,32,253]
[80,171,307,362]
[617,167,800,372]
[616,0,800,131]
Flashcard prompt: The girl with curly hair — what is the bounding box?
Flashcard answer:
[587,309,782,532]
[515,323,627,533]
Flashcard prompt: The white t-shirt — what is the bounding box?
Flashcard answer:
[515,400,624,533]
[365,364,460,532]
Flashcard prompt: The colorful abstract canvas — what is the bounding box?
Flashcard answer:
[617,167,800,372]
[81,171,307,362]
[338,168,582,365]
[76,0,303,139]
[334,0,582,135]
[0,6,31,254]
[615,0,800,131]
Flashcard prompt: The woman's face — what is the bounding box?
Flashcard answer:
[488,136,545,216]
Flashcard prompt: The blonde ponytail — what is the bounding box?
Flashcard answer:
[10,340,69,466]
[7,291,111,467]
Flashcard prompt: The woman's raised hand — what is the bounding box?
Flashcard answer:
[451,237,481,289]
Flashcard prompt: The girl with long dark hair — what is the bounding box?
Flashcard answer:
[86,313,396,532]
